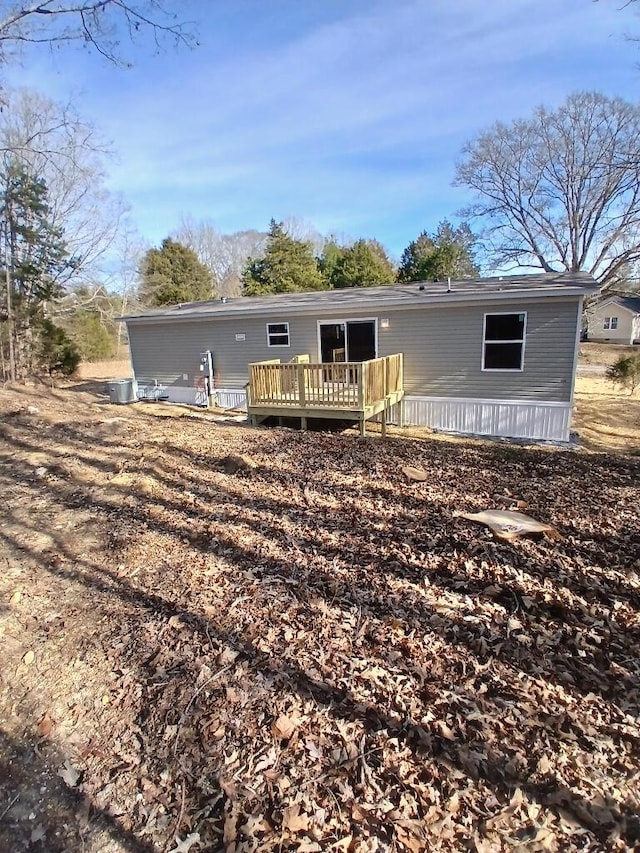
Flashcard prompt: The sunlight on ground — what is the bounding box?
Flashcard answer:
[574,375,640,453]
[75,357,132,380]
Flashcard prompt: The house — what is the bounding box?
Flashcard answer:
[122,271,598,442]
[585,293,640,345]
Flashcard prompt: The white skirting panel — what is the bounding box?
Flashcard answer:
[137,384,208,406]
[181,387,570,441]
[214,388,248,410]
[400,396,572,442]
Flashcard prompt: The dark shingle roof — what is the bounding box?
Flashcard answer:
[122,271,598,323]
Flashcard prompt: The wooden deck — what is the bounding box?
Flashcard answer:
[246,353,404,435]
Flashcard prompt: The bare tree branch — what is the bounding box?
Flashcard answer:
[0,87,125,287]
[455,91,640,290]
[0,1,196,66]
[174,216,268,299]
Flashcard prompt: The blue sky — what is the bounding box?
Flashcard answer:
[11,0,640,258]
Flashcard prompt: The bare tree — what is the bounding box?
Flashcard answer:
[175,215,267,298]
[0,1,195,66]
[0,87,126,286]
[281,215,325,255]
[455,91,640,290]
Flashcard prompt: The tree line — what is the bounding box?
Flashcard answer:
[137,218,480,307]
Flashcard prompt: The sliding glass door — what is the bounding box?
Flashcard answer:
[318,319,376,363]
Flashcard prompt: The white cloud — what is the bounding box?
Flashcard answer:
[7,0,640,251]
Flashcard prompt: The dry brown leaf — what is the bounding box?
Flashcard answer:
[271,714,297,740]
[537,754,553,775]
[36,712,55,738]
[223,804,239,846]
[58,760,81,788]
[22,650,34,665]
[296,840,322,853]
[171,833,200,853]
[30,825,46,844]
[329,836,353,851]
[436,720,456,740]
[282,803,309,833]
[395,822,425,853]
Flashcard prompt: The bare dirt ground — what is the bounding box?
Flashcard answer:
[76,358,132,381]
[0,378,639,852]
[573,342,640,453]
[573,375,640,454]
[578,343,638,368]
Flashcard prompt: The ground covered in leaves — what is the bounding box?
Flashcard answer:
[0,382,639,852]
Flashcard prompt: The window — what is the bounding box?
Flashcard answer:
[482,313,526,371]
[603,317,618,330]
[266,322,290,347]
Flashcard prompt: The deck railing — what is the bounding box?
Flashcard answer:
[247,353,404,411]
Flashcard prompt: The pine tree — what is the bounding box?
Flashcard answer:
[242,220,326,295]
[0,161,74,378]
[317,239,344,286]
[139,238,215,307]
[398,220,479,282]
[331,239,395,289]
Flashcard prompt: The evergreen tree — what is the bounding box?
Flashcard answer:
[331,239,395,289]
[317,239,344,286]
[139,238,214,307]
[68,310,116,361]
[0,161,74,378]
[242,219,326,295]
[398,220,479,282]
[38,318,81,376]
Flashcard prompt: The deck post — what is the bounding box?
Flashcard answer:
[359,416,366,437]
[301,416,308,431]
[297,363,306,408]
[381,407,387,438]
[357,362,366,411]
[398,398,404,429]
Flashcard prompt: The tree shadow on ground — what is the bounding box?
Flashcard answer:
[3,423,639,711]
[0,729,153,853]
[2,523,638,848]
[1,412,639,848]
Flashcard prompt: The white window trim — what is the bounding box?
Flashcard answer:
[481,311,527,372]
[604,317,611,330]
[316,317,379,362]
[266,321,291,348]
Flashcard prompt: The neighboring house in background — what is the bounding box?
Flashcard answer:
[121,271,598,442]
[586,294,640,345]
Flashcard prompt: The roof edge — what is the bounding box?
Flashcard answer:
[121,285,593,324]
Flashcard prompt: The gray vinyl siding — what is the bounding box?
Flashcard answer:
[382,298,578,401]
[127,296,579,403]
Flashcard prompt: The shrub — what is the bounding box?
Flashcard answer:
[606,353,640,395]
[70,311,116,361]
[38,319,81,376]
